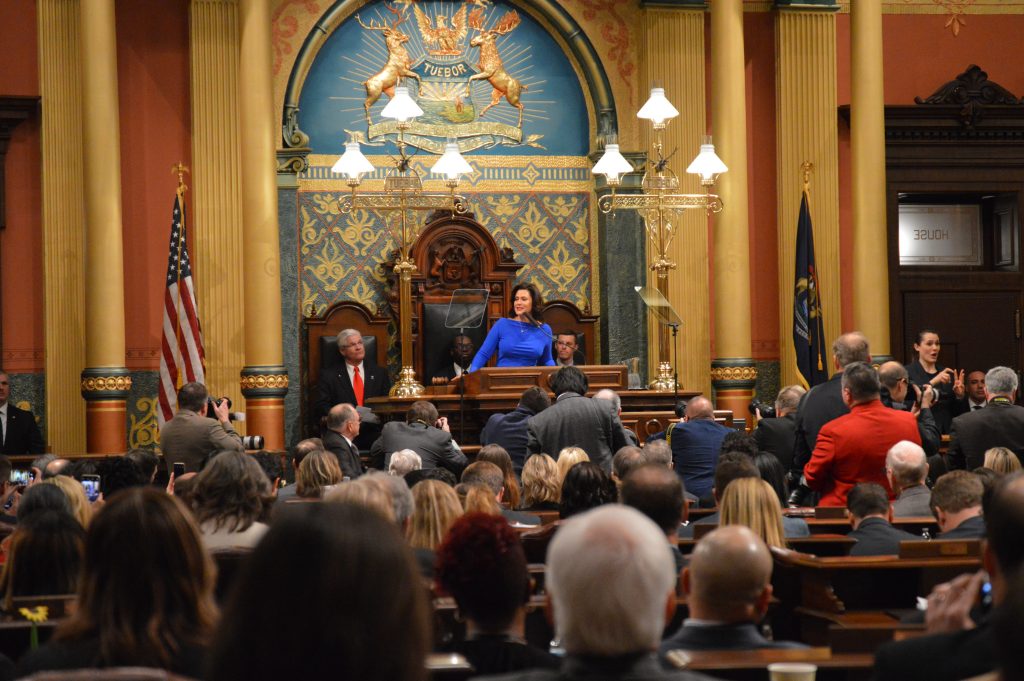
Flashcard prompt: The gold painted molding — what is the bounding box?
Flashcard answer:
[239,374,290,390]
[80,375,133,392]
[710,365,759,382]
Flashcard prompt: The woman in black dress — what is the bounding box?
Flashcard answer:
[905,329,964,434]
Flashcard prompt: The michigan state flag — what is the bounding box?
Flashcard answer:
[793,190,828,388]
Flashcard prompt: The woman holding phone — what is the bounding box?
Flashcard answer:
[905,329,964,434]
[468,283,555,371]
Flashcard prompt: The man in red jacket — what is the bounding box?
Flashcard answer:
[805,361,921,507]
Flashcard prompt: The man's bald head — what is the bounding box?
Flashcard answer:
[685,525,773,622]
[833,332,871,369]
[685,396,714,420]
[886,440,928,490]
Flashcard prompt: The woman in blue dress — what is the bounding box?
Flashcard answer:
[469,283,556,371]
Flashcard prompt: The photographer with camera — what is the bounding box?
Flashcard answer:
[753,385,805,472]
[369,400,467,476]
[160,382,242,475]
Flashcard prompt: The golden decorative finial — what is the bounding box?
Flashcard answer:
[172,163,190,197]
[800,162,813,193]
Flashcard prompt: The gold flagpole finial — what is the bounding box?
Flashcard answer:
[172,163,190,198]
[800,162,813,193]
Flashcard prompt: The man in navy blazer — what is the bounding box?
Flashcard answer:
[846,483,920,556]
[660,397,730,499]
[480,386,550,474]
[0,372,44,456]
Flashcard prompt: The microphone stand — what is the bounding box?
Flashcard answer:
[457,326,467,444]
[670,322,680,400]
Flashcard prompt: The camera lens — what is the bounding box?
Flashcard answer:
[241,435,264,450]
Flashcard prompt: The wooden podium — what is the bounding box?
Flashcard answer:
[366,365,704,446]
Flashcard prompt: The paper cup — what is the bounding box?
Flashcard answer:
[767,662,817,681]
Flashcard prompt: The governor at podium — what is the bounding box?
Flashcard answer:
[468,283,556,371]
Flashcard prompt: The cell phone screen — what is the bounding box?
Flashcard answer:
[8,470,31,486]
[173,462,186,477]
[81,476,101,502]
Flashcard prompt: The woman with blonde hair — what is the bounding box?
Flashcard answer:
[460,484,503,517]
[719,477,787,549]
[520,454,560,511]
[296,450,343,499]
[983,447,1022,475]
[407,480,463,577]
[556,446,589,484]
[43,475,94,528]
[477,444,521,509]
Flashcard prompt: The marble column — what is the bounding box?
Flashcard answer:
[238,0,288,447]
[80,0,131,452]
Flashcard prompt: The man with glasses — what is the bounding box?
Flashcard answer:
[878,360,940,458]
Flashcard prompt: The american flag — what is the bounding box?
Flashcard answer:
[158,195,206,425]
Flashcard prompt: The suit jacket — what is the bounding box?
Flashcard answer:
[526,393,629,473]
[314,362,390,420]
[753,413,798,471]
[369,421,467,474]
[667,419,731,499]
[804,400,920,507]
[848,517,921,556]
[1,404,45,456]
[659,622,807,656]
[481,406,536,474]
[873,619,994,681]
[940,514,986,540]
[947,399,1024,471]
[159,410,243,473]
[892,484,932,517]
[792,373,848,474]
[322,429,364,479]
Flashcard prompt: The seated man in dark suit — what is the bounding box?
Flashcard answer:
[0,371,45,456]
[321,403,364,480]
[655,396,730,499]
[314,329,390,449]
[275,438,323,503]
[886,440,932,517]
[753,384,804,471]
[659,525,806,657]
[948,366,1024,471]
[480,386,550,475]
[430,334,475,383]
[932,470,986,539]
[846,482,920,556]
[370,400,467,475]
[620,464,688,578]
[874,473,1024,681]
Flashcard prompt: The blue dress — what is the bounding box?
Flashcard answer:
[469,318,556,372]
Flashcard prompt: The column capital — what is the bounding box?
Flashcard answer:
[710,358,759,390]
[80,367,132,400]
[240,365,289,399]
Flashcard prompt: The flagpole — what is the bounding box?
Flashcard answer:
[172,163,190,391]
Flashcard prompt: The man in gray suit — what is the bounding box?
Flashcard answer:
[887,440,932,517]
[369,400,467,475]
[526,366,629,473]
[160,382,242,474]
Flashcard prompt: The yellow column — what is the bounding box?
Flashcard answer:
[775,8,841,385]
[189,0,246,429]
[638,6,711,397]
[850,0,891,359]
[238,0,287,448]
[38,0,87,452]
[710,0,756,425]
[79,0,131,453]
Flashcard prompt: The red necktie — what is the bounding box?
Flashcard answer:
[353,366,364,407]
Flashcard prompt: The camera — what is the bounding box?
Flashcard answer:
[749,398,776,419]
[241,435,264,450]
[207,396,237,420]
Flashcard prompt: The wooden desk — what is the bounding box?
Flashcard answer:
[665,646,874,681]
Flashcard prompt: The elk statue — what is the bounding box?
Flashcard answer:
[465,8,526,128]
[358,3,420,124]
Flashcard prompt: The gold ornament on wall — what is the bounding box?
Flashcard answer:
[129,397,160,448]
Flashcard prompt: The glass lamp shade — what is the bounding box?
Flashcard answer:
[380,86,423,122]
[685,138,729,183]
[591,144,634,183]
[431,141,473,180]
[636,87,679,126]
[331,140,376,180]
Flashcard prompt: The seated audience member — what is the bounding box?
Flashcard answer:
[846,482,920,556]
[974,467,1001,509]
[30,454,56,481]
[555,446,589,485]
[42,475,93,528]
[461,484,504,517]
[327,478,396,523]
[404,467,458,489]
[125,448,160,484]
[0,456,19,524]
[435,513,560,675]
[481,386,551,475]
[160,381,243,475]
[322,403,365,480]
[660,526,807,657]
[433,334,475,383]
[250,450,285,499]
[612,445,646,484]
[620,464,688,576]
[719,478,787,549]
[594,388,640,447]
[504,505,713,681]
[362,471,414,530]
[0,510,84,610]
[18,489,216,677]
[95,455,148,499]
[719,430,759,460]
[519,454,560,512]
[651,396,731,501]
[388,449,422,477]
[931,470,986,539]
[874,473,1024,681]
[370,400,467,474]
[752,451,788,507]
[644,439,673,468]
[463,461,539,526]
[17,482,71,521]
[993,566,1024,681]
[278,438,324,503]
[477,444,522,509]
[753,385,805,471]
[295,449,343,500]
[191,451,273,550]
[886,440,932,517]
[984,446,1022,475]
[206,503,429,681]
[877,360,941,457]
[407,479,463,578]
[559,461,616,520]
